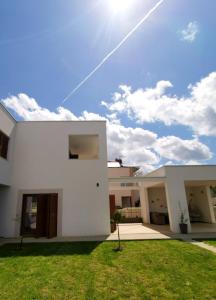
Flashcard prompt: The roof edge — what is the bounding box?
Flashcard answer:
[0,102,17,123]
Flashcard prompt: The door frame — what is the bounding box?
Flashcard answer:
[15,189,63,238]
[21,194,38,236]
[20,193,58,238]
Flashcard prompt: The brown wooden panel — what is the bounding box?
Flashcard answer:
[109,194,116,218]
[20,195,27,236]
[36,195,48,238]
[47,193,58,238]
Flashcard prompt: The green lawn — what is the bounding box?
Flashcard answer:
[202,239,216,247]
[0,240,216,300]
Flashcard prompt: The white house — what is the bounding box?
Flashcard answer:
[0,103,110,238]
[109,165,216,233]
[1,102,216,238]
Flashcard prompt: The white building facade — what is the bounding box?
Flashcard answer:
[0,104,110,238]
[109,166,216,233]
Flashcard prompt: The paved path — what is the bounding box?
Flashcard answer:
[108,223,216,241]
[1,223,216,244]
[186,239,216,254]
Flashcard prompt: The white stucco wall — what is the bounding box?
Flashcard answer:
[0,105,15,136]
[186,186,212,223]
[148,187,168,213]
[146,167,166,177]
[109,190,132,207]
[108,167,132,177]
[0,105,16,186]
[0,121,110,238]
[164,166,216,233]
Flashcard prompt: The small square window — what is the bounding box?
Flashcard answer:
[69,135,99,160]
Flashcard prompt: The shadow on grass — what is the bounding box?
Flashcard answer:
[196,238,216,241]
[0,241,101,257]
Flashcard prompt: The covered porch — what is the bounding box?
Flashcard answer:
[185,180,216,232]
[109,175,216,234]
[109,176,171,230]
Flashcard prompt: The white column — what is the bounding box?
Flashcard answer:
[165,179,191,233]
[206,186,216,224]
[139,183,150,224]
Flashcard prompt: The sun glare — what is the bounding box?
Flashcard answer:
[109,0,133,14]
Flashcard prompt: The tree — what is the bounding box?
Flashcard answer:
[112,211,123,251]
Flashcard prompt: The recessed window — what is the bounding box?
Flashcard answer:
[69,135,99,160]
[0,130,9,160]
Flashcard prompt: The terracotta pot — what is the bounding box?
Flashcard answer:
[179,223,188,234]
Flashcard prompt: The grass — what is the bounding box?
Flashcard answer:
[0,240,216,299]
[202,239,216,247]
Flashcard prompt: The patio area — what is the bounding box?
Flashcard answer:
[108,222,216,241]
[109,223,172,240]
[191,223,216,233]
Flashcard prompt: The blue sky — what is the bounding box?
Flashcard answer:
[1,0,216,172]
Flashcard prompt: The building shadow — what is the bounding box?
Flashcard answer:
[0,241,101,257]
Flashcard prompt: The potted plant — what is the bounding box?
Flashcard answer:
[179,211,188,234]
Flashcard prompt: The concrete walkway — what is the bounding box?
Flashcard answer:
[187,239,216,254]
[108,223,171,240]
[108,223,216,241]
[1,223,216,244]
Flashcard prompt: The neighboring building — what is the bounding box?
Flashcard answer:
[108,161,139,208]
[0,103,110,238]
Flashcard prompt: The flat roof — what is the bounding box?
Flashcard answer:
[109,176,166,183]
[164,165,216,168]
[17,120,106,123]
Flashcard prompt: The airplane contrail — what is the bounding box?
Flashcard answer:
[62,0,166,104]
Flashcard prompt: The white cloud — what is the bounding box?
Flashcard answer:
[154,136,212,162]
[3,93,78,121]
[1,92,213,169]
[106,123,159,166]
[180,21,199,42]
[102,72,216,136]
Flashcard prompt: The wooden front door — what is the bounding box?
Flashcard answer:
[47,193,58,238]
[36,195,48,238]
[109,194,116,218]
[21,193,58,238]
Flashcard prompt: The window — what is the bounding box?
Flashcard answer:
[121,182,138,187]
[0,130,9,159]
[69,135,99,160]
[122,196,132,208]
